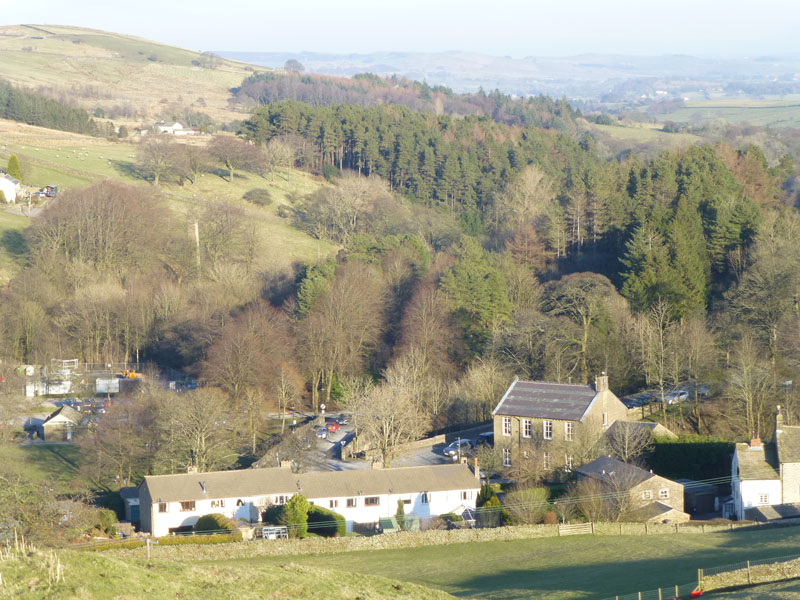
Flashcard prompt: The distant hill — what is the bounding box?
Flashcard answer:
[0,24,266,124]
[218,49,800,103]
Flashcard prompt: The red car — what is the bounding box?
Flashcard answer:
[325,421,340,433]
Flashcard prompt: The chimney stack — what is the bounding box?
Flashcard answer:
[749,436,762,450]
[595,372,609,393]
[187,465,198,474]
[473,457,480,480]
[777,405,785,431]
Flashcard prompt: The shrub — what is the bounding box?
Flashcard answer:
[543,511,559,525]
[158,531,242,545]
[307,505,346,537]
[243,188,273,206]
[396,499,406,531]
[99,492,126,521]
[262,504,285,525]
[476,496,509,528]
[322,164,340,182]
[440,512,463,523]
[94,508,118,536]
[194,513,238,533]
[282,495,310,539]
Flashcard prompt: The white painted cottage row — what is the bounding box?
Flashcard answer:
[139,464,480,537]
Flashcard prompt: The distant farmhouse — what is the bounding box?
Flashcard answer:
[492,374,628,471]
[729,406,800,521]
[0,173,20,203]
[154,121,195,136]
[576,455,690,523]
[139,463,480,537]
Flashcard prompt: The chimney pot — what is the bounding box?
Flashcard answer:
[749,437,762,449]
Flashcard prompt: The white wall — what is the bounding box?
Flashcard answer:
[145,487,479,537]
[0,179,16,203]
[734,479,782,520]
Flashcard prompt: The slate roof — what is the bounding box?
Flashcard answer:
[575,456,655,488]
[42,405,82,426]
[734,442,780,480]
[775,425,800,464]
[744,502,800,522]
[605,420,677,440]
[629,501,686,522]
[141,464,479,504]
[492,379,599,421]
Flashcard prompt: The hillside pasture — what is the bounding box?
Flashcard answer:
[590,122,703,158]
[654,99,800,129]
[202,525,800,599]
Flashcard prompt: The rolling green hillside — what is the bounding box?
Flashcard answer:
[0,24,263,123]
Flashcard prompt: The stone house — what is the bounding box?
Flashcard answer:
[729,406,800,521]
[39,405,83,441]
[492,374,628,472]
[575,455,689,523]
[139,463,480,537]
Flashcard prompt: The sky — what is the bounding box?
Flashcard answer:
[1,0,798,57]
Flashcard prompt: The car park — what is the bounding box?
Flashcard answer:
[443,439,472,458]
[665,390,689,404]
[474,432,494,448]
[315,426,329,439]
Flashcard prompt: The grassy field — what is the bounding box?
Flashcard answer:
[0,119,335,273]
[590,122,703,158]
[0,442,87,493]
[713,579,800,599]
[0,548,455,600]
[650,99,800,129]
[199,526,800,599]
[0,24,262,124]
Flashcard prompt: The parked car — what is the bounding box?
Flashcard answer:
[325,421,340,433]
[315,426,329,439]
[335,414,350,425]
[665,390,689,404]
[474,432,494,448]
[443,439,472,458]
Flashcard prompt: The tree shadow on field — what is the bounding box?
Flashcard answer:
[110,160,146,181]
[0,229,28,258]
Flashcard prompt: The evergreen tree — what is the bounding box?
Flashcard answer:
[395,499,406,531]
[6,155,22,182]
[282,494,310,538]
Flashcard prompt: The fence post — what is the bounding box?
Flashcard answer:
[747,560,752,584]
[702,523,706,533]
[591,522,595,535]
[146,538,151,560]
[638,592,642,600]
[658,587,662,600]
[645,522,649,535]
[698,568,704,589]
[619,523,623,536]
[675,584,679,597]
[675,523,679,534]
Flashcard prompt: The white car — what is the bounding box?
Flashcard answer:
[665,390,689,404]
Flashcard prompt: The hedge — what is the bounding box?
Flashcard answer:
[194,513,238,533]
[157,531,242,545]
[307,505,346,537]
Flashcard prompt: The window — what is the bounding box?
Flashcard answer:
[502,448,512,467]
[759,494,769,505]
[565,422,574,442]
[275,495,288,505]
[329,500,338,509]
[158,502,168,513]
[364,496,380,506]
[502,417,512,436]
[543,451,551,470]
[602,412,609,426]
[659,489,669,500]
[543,420,553,440]
[565,455,573,471]
[642,490,653,500]
[346,498,357,508]
[179,501,195,512]
[461,491,472,501]
[210,499,225,508]
[421,492,430,504]
[522,419,532,438]
[403,499,411,505]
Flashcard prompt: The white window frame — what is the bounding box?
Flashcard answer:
[565,422,574,442]
[179,500,195,512]
[543,420,553,440]
[759,493,769,505]
[565,455,573,471]
[543,451,551,470]
[602,412,609,426]
[522,419,532,438]
[329,499,338,509]
[364,496,380,506]
[158,502,168,513]
[659,489,669,500]
[642,490,653,500]
[502,448,512,467]
[502,416,512,436]
[275,495,288,505]
[461,490,472,501]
